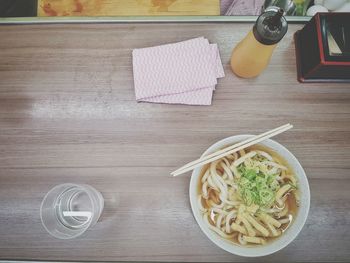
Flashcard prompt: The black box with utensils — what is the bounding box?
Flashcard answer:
[294,12,350,83]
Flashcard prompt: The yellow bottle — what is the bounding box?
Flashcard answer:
[231,9,288,78]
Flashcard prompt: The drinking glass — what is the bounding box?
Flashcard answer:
[40,183,104,239]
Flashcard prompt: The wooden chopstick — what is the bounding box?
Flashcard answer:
[171,123,291,175]
[171,124,293,177]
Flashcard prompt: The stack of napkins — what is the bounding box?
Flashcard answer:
[132,37,225,105]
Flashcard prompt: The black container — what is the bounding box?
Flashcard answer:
[294,12,350,83]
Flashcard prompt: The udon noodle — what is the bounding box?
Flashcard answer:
[198,145,299,246]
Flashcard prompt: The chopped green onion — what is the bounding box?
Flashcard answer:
[237,162,280,208]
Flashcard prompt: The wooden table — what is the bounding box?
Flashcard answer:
[0,22,349,262]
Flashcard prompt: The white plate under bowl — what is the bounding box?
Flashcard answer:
[189,135,310,257]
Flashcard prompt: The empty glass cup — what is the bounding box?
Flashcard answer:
[40,183,104,239]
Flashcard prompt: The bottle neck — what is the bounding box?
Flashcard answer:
[252,25,275,46]
[253,9,288,46]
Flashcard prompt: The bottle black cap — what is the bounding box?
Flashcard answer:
[253,8,288,45]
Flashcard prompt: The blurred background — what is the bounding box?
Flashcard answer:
[0,0,318,18]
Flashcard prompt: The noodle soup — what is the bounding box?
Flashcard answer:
[197,144,300,246]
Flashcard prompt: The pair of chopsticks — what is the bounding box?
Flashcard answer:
[171,124,293,177]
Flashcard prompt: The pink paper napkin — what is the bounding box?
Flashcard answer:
[132,37,224,105]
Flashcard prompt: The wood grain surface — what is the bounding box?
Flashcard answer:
[0,23,349,262]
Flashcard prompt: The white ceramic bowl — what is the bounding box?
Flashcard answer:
[190,135,310,257]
